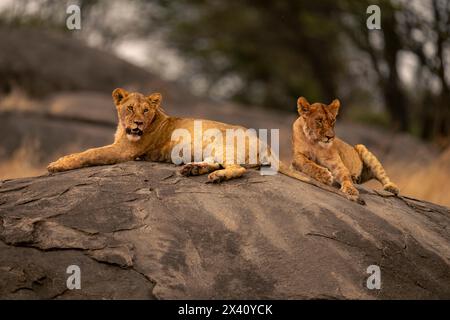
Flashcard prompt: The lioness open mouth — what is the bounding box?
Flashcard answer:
[126,127,143,141]
[126,128,143,136]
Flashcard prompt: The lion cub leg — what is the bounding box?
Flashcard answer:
[325,156,360,201]
[292,153,333,185]
[207,163,246,183]
[354,144,399,195]
[180,157,221,177]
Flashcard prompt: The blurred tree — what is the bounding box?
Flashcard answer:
[154,0,449,145]
[401,0,450,145]
[339,0,450,145]
[338,0,410,131]
[1,0,449,145]
[153,0,345,109]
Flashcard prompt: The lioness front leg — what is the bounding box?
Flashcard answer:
[47,144,133,172]
[292,153,333,186]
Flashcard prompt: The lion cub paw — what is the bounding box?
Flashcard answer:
[340,181,359,196]
[340,181,364,204]
[383,182,399,195]
[316,168,334,186]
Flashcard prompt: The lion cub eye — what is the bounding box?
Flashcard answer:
[316,119,323,126]
[127,105,133,112]
[144,108,149,113]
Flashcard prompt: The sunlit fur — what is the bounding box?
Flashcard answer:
[292,96,399,200]
[48,89,317,189]
[298,97,338,145]
[113,89,159,142]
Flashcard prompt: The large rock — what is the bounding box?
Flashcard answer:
[0,27,155,98]
[0,162,449,299]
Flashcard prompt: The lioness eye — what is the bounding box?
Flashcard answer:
[144,108,149,113]
[127,105,133,112]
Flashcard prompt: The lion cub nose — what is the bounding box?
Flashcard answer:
[134,120,143,126]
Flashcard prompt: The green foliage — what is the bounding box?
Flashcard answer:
[154,0,345,110]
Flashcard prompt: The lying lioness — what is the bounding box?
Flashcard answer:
[48,89,346,193]
[291,96,399,198]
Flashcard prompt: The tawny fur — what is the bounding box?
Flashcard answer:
[47,88,326,189]
[291,96,399,198]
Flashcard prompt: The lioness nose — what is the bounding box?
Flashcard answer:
[134,120,143,126]
[326,134,334,139]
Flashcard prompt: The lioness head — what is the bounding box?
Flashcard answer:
[112,88,162,142]
[296,96,340,146]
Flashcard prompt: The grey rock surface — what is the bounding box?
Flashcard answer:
[0,162,449,299]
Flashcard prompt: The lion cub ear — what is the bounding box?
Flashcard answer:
[297,97,311,115]
[329,99,340,117]
[112,88,129,105]
[148,92,162,106]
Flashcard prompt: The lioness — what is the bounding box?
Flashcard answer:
[291,96,399,199]
[49,89,354,199]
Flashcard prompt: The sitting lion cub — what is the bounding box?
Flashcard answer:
[291,96,399,198]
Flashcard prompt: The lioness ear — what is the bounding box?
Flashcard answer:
[112,88,129,105]
[329,99,340,117]
[148,92,162,106]
[297,97,311,115]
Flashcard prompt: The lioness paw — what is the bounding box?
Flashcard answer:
[47,155,78,172]
[180,162,219,176]
[47,159,66,173]
[383,182,399,195]
[180,163,200,176]
[207,171,225,183]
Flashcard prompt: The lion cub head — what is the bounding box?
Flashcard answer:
[112,88,162,142]
[296,96,340,146]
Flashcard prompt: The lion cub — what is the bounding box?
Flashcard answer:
[291,97,399,198]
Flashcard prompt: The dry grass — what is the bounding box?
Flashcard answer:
[0,89,44,113]
[0,141,46,179]
[394,148,450,207]
[0,138,83,180]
